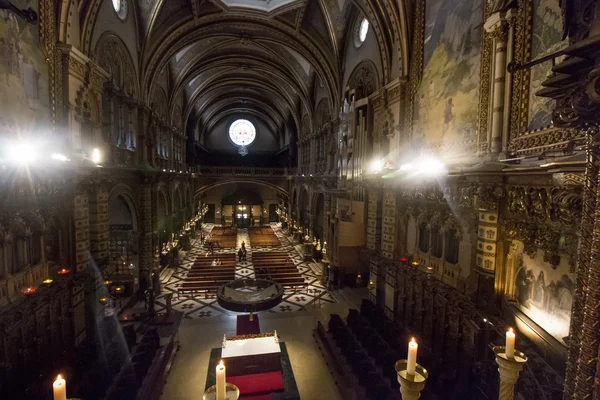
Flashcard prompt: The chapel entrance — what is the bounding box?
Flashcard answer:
[234,204,251,228]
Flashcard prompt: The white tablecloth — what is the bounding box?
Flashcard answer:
[221,336,281,358]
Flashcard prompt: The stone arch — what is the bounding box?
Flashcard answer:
[193,180,289,201]
[156,183,171,217]
[348,60,380,98]
[93,32,139,98]
[315,99,330,128]
[151,85,169,120]
[108,183,140,231]
[298,186,310,230]
[312,192,325,241]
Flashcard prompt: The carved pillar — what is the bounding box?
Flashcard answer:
[367,187,382,252]
[72,186,89,273]
[88,184,109,268]
[382,189,396,259]
[138,179,154,296]
[483,8,516,156]
[536,4,600,396]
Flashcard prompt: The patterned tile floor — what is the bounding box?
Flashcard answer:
[154,223,335,319]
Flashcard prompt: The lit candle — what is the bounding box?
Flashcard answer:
[53,374,67,400]
[506,328,515,358]
[407,337,418,375]
[216,360,226,400]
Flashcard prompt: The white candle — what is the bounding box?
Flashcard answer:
[506,328,515,358]
[53,374,67,400]
[216,360,226,400]
[407,337,418,375]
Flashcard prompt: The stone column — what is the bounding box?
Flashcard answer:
[493,346,528,400]
[138,179,154,297]
[483,8,516,156]
[381,189,396,260]
[88,184,109,268]
[72,186,90,273]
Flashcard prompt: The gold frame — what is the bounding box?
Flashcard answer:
[507,0,583,154]
[406,0,489,156]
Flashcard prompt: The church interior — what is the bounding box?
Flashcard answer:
[0,0,598,399]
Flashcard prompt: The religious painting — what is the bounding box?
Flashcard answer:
[0,2,50,138]
[514,251,574,345]
[412,0,482,151]
[527,0,567,131]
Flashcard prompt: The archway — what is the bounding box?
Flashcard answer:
[222,190,263,228]
[107,191,139,296]
[298,187,309,234]
[313,193,325,241]
[157,187,171,248]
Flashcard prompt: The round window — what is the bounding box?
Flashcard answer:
[355,18,369,47]
[112,0,127,20]
[229,119,256,146]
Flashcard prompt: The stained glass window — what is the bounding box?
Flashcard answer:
[229,119,256,146]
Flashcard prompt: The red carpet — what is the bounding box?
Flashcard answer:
[228,371,283,396]
[240,395,271,400]
[237,314,261,335]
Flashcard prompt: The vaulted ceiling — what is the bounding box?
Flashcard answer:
[81,0,409,150]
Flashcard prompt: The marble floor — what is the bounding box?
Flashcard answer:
[161,288,368,400]
[155,223,336,319]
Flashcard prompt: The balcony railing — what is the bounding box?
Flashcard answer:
[188,165,294,177]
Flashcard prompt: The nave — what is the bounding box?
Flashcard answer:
[151,224,336,319]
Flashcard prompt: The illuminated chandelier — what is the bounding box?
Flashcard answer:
[238,140,248,156]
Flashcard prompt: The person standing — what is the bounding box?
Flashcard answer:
[238,247,244,263]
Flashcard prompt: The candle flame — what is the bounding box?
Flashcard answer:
[509,328,513,334]
[57,374,62,380]
[411,337,416,343]
[219,360,224,366]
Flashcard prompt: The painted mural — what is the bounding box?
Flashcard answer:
[527,0,567,131]
[0,2,50,138]
[514,251,574,345]
[412,0,482,150]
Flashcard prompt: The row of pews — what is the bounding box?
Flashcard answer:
[205,226,238,249]
[252,251,306,292]
[178,253,237,298]
[248,226,280,246]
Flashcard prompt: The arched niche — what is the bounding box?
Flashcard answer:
[347,60,380,99]
[313,193,325,241]
[107,186,139,282]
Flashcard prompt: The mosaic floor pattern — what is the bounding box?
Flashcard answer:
[155,223,335,319]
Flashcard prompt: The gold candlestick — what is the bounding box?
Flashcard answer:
[395,359,428,400]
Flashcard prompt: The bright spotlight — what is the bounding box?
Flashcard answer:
[370,159,384,173]
[91,148,101,164]
[51,153,68,162]
[419,157,447,176]
[399,163,414,172]
[9,142,36,165]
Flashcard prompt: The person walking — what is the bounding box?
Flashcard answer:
[238,247,244,263]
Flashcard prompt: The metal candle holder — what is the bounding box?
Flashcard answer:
[395,359,428,400]
[203,383,240,400]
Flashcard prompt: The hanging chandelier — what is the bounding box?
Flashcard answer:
[238,140,248,156]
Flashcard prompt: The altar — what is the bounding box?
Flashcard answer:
[222,336,282,377]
